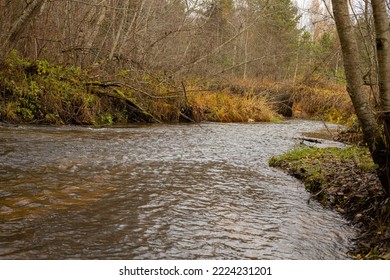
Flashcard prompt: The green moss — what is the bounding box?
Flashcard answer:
[269,145,376,198]
[270,145,375,171]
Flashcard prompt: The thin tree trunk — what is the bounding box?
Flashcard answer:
[1,0,46,53]
[116,0,145,59]
[109,1,130,60]
[293,45,299,83]
[243,29,249,80]
[85,2,108,50]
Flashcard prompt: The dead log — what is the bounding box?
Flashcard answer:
[295,137,323,144]
[87,84,160,123]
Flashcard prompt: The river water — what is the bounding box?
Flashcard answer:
[0,120,356,259]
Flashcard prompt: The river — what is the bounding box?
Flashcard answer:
[0,120,356,259]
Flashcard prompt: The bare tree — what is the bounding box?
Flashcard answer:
[0,0,302,81]
[0,0,46,54]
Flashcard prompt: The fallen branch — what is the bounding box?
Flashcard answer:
[295,137,323,144]
[179,111,195,123]
[88,86,160,123]
[307,187,326,204]
[85,81,182,99]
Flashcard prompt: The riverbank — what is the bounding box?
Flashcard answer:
[0,52,278,125]
[269,145,390,259]
[0,52,354,126]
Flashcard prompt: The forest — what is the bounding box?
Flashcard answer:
[0,0,353,125]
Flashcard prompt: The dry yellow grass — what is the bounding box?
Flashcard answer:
[189,91,276,122]
[290,78,354,123]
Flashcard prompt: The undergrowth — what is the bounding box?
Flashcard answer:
[0,52,279,125]
[0,51,125,125]
[289,78,354,123]
[205,76,355,124]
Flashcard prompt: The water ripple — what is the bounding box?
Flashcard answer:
[0,120,355,259]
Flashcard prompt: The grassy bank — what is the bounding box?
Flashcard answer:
[269,145,390,259]
[289,79,354,123]
[214,77,354,123]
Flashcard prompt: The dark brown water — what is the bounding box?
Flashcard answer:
[0,120,355,259]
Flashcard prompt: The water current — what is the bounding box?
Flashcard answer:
[0,120,356,259]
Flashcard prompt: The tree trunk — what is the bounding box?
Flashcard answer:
[331,0,378,150]
[84,2,108,50]
[331,0,390,196]
[371,0,390,195]
[117,0,146,57]
[372,0,390,113]
[1,0,46,53]
[109,1,130,60]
